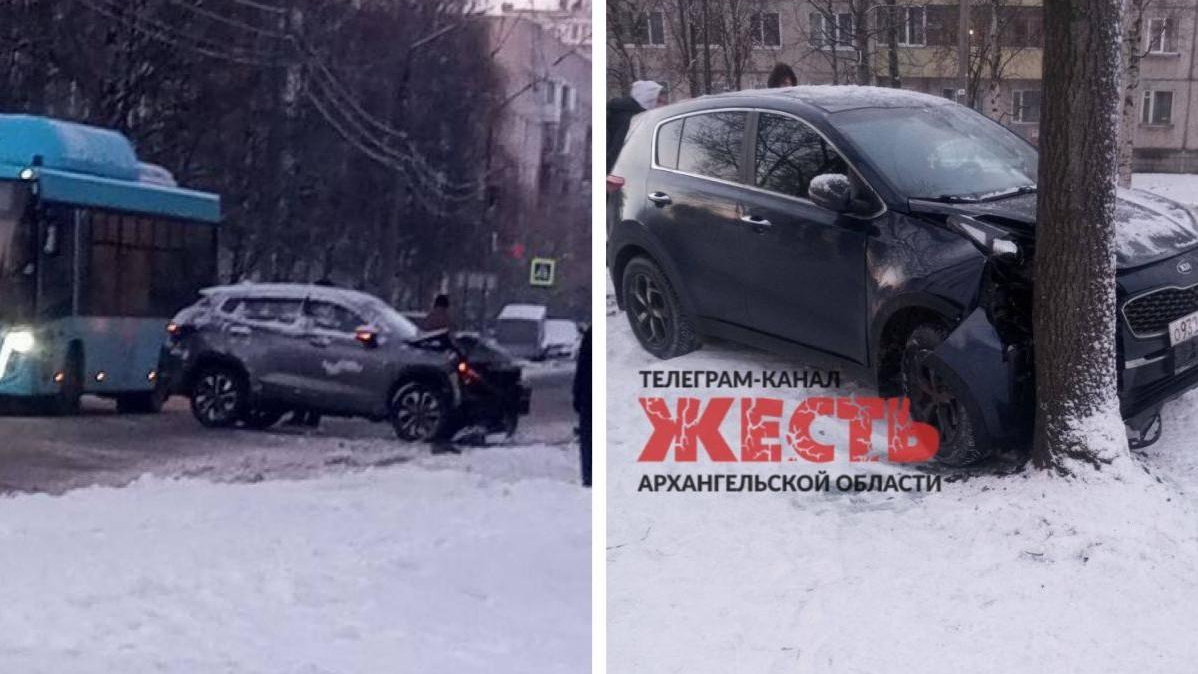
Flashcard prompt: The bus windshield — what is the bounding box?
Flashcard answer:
[0,182,34,325]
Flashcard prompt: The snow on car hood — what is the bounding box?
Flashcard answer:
[917,188,1198,269]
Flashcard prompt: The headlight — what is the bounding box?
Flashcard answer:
[5,330,35,353]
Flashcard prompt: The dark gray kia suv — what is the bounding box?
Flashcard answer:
[164,283,530,441]
[607,85,1198,465]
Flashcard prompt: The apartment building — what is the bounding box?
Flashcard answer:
[608,0,1198,171]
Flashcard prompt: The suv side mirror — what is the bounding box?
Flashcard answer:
[354,325,380,348]
[809,173,853,212]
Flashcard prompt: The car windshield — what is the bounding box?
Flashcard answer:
[364,298,420,340]
[832,104,1039,201]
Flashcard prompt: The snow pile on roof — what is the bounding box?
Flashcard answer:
[498,303,548,320]
[0,446,589,673]
[606,311,1198,674]
[727,85,951,112]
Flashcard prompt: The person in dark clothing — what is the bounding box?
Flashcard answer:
[574,326,592,487]
[607,80,665,172]
[767,63,798,88]
[423,293,453,332]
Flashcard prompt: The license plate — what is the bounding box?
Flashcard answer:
[1170,310,1198,373]
[1169,310,1198,346]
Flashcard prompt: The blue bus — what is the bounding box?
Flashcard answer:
[0,115,220,413]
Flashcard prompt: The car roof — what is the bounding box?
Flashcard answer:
[664,84,953,115]
[201,282,384,308]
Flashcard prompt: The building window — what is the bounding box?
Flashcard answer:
[1012,90,1041,123]
[810,12,854,49]
[543,80,557,105]
[751,12,782,48]
[941,87,958,102]
[1147,17,1178,53]
[631,10,666,46]
[897,7,925,46]
[1142,90,1174,125]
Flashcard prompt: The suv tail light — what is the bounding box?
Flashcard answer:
[166,322,194,338]
[606,175,625,194]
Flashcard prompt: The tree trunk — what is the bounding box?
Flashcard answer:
[885,0,901,87]
[853,1,871,85]
[985,0,1002,120]
[1031,0,1127,472]
[1118,0,1145,187]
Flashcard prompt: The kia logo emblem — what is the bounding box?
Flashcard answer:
[1181,259,1194,274]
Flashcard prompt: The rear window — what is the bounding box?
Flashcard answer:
[676,111,747,183]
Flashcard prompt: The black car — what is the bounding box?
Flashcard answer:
[163,283,530,441]
[607,85,1198,465]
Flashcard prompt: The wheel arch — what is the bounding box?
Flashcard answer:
[183,352,251,393]
[609,227,697,316]
[872,295,962,395]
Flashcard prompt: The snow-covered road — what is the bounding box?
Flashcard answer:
[0,366,577,494]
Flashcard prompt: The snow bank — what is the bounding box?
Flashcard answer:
[0,444,590,673]
[606,313,1198,674]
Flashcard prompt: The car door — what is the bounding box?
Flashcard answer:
[299,299,392,414]
[738,111,872,363]
[642,110,751,325]
[226,296,309,404]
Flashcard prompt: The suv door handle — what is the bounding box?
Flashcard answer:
[740,214,773,231]
[647,192,672,206]
[229,325,252,336]
[309,335,332,348]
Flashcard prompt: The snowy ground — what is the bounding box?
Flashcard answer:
[0,365,589,672]
[606,317,1198,673]
[0,444,589,673]
[1132,172,1198,206]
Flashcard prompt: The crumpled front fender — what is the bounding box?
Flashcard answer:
[926,308,1033,448]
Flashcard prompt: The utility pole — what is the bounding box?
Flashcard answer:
[957,0,970,105]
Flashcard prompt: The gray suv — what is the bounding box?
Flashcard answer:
[163,283,530,441]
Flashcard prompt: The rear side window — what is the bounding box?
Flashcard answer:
[655,118,683,169]
[677,111,747,183]
[755,113,849,199]
[240,298,302,325]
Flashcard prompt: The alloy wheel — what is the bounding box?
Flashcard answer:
[193,371,241,426]
[628,271,672,348]
[901,346,965,447]
[394,386,444,441]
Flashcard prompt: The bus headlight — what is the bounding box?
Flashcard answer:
[0,329,35,380]
[4,330,35,353]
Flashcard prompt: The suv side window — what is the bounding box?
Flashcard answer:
[676,111,747,183]
[655,118,683,169]
[240,298,302,325]
[754,113,849,199]
[305,300,364,334]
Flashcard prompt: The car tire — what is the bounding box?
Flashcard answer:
[51,347,83,416]
[900,324,991,466]
[621,256,699,359]
[390,380,451,442]
[190,365,248,428]
[243,408,285,430]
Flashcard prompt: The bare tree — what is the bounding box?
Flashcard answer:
[1032,0,1127,471]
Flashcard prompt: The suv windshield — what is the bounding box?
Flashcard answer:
[832,104,1038,201]
[364,298,420,340]
[0,182,34,325]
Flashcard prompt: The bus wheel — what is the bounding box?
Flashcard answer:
[116,386,167,414]
[190,366,247,428]
[52,348,83,416]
